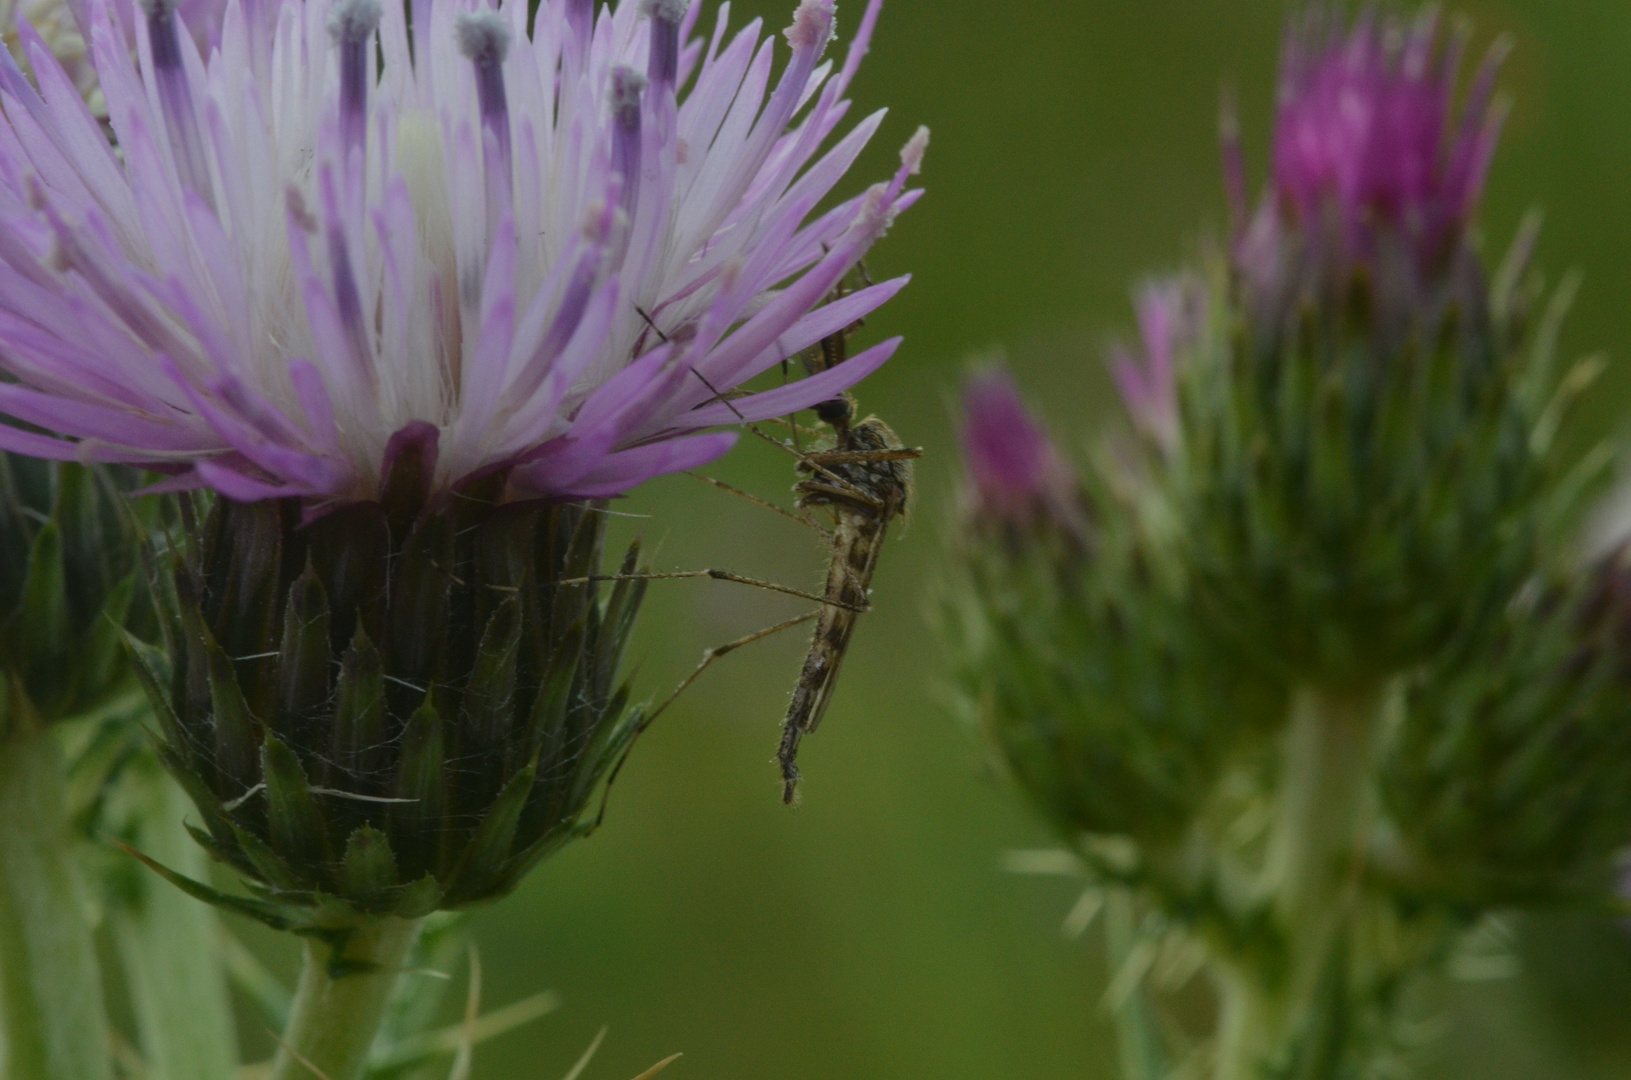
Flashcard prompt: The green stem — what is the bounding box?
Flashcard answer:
[1212,971,1275,1080]
[0,690,113,1080]
[107,752,239,1080]
[1104,889,1169,1080]
[1214,683,1385,1080]
[268,916,423,1080]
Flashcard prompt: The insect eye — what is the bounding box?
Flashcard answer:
[815,398,852,425]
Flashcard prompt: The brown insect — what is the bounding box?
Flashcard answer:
[774,391,915,803]
[772,263,918,803]
[600,269,918,806]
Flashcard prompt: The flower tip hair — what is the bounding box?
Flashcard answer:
[785,0,835,52]
[454,9,511,63]
[641,0,688,22]
[327,0,383,44]
[902,125,930,175]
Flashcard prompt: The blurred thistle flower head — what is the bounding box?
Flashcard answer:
[1109,275,1205,453]
[1234,6,1505,292]
[0,0,923,514]
[2,0,226,109]
[958,367,1080,532]
[2,0,97,102]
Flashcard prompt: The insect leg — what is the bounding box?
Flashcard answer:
[591,610,821,829]
[684,369,884,510]
[554,569,866,613]
[684,471,835,543]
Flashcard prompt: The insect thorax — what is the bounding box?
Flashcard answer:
[796,416,913,516]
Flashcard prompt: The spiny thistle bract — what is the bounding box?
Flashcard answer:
[0,454,147,730]
[1382,549,1631,912]
[131,452,647,922]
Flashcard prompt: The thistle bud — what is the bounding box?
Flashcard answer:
[1178,9,1551,684]
[131,458,647,923]
[1382,550,1631,909]
[944,370,1281,857]
[959,369,1081,536]
[0,454,145,730]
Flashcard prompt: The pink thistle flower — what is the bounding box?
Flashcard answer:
[1109,276,1203,452]
[1232,7,1504,285]
[959,367,1078,530]
[0,0,924,510]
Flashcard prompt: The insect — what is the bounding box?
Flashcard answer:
[775,390,915,804]
[772,263,918,804]
[599,269,918,806]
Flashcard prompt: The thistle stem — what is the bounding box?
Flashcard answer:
[1104,889,1169,1080]
[1214,682,1385,1080]
[0,689,113,1080]
[268,916,423,1080]
[107,752,239,1080]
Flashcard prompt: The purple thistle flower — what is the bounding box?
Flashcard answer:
[959,368,1077,529]
[1232,7,1504,284]
[1109,277,1203,452]
[0,0,924,511]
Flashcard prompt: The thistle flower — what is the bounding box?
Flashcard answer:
[0,0,927,923]
[945,368,1281,858]
[1234,6,1504,299]
[0,0,923,509]
[958,368,1078,531]
[1173,6,1551,684]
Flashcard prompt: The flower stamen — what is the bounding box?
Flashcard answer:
[328,0,382,159]
[456,11,514,246]
[139,0,212,204]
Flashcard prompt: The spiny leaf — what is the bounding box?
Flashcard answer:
[262,736,328,878]
[4,519,68,667]
[391,874,443,920]
[277,561,333,735]
[206,634,261,790]
[343,826,401,906]
[389,513,454,685]
[120,628,184,746]
[391,697,445,877]
[443,766,535,902]
[105,836,305,933]
[333,626,387,784]
[231,821,302,892]
[460,596,522,750]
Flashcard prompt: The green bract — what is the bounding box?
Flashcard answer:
[131,476,647,926]
[1382,551,1631,910]
[1172,238,1566,688]
[0,455,145,729]
[943,476,1285,861]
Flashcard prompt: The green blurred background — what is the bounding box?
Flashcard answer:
[237,2,1631,1076]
